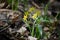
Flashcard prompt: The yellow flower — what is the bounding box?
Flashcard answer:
[23,15,27,21]
[32,10,41,19]
[29,7,35,12]
[32,13,37,19]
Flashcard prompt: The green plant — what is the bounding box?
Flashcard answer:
[44,1,51,15]
[7,0,18,10]
[7,0,28,10]
[23,7,43,40]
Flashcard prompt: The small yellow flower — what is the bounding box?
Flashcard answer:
[23,15,27,21]
[32,13,37,19]
[32,10,41,19]
[29,7,35,12]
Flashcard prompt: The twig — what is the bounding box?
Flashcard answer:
[31,1,40,9]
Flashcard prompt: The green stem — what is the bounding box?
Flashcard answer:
[31,19,36,36]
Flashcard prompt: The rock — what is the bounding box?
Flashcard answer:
[28,36,37,40]
[0,3,5,8]
[43,27,49,32]
[17,27,27,35]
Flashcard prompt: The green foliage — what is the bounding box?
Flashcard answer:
[20,0,28,7]
[7,0,18,10]
[23,7,43,40]
[44,2,51,15]
[6,0,28,10]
